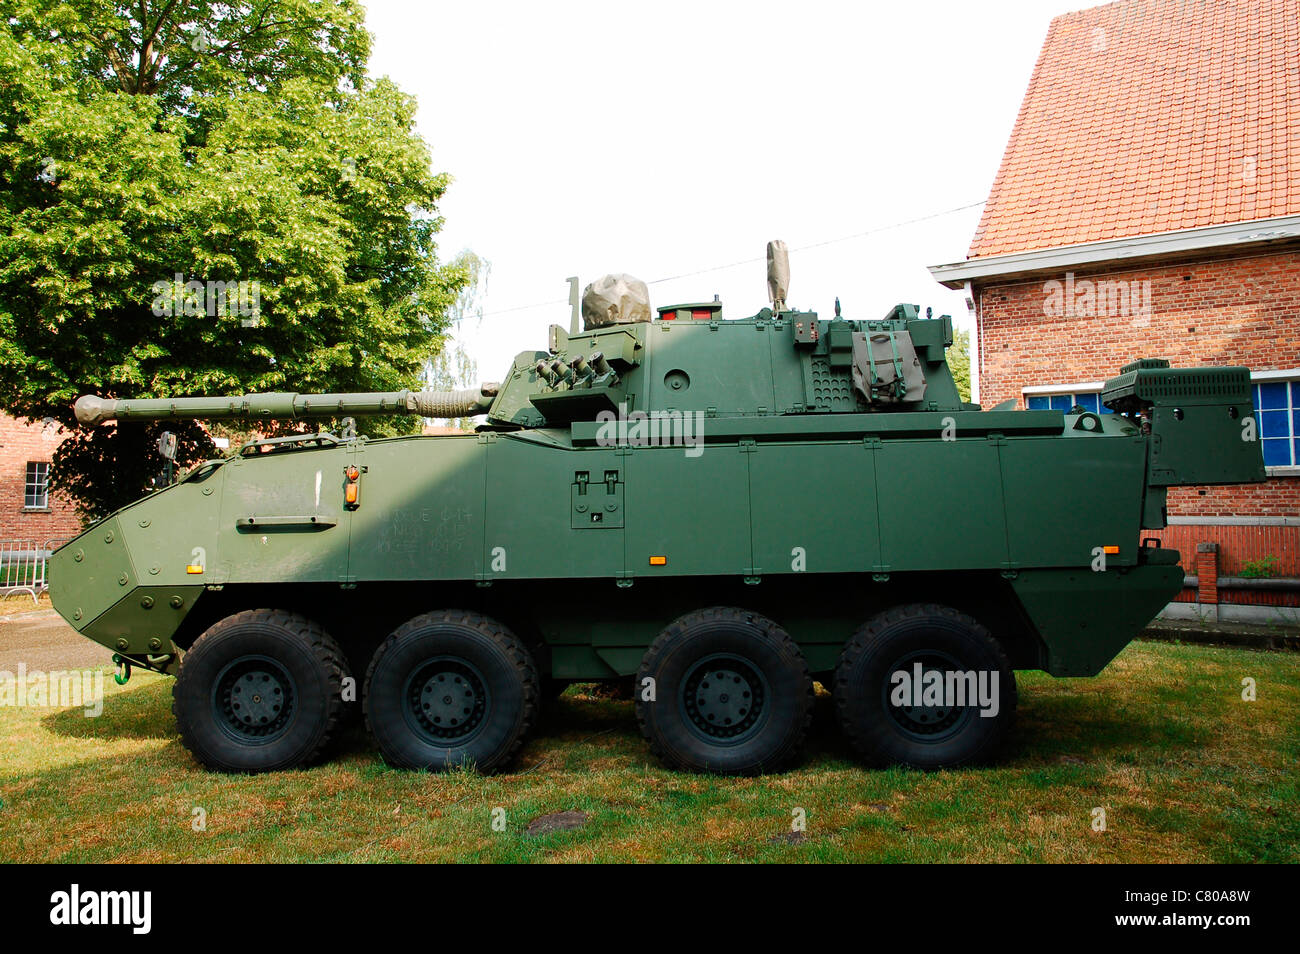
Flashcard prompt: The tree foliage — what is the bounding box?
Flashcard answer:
[948,328,971,404]
[0,0,468,520]
[424,249,488,431]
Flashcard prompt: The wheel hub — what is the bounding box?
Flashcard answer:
[213,656,296,743]
[681,654,767,742]
[406,659,488,743]
[883,651,972,742]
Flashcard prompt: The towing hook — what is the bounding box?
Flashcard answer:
[112,653,131,685]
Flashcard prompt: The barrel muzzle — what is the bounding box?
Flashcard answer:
[73,394,115,426]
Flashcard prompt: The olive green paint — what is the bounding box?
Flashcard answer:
[50,306,1265,679]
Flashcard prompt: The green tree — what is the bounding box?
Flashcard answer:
[424,249,489,431]
[0,0,468,520]
[948,328,971,403]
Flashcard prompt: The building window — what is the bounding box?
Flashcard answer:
[24,461,49,509]
[1255,379,1299,469]
[1024,389,1114,414]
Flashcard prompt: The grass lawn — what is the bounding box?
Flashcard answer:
[0,639,1296,863]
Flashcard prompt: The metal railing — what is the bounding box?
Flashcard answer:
[0,539,68,603]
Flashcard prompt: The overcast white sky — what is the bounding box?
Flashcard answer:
[365,0,1092,381]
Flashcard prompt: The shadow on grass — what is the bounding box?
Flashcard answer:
[1005,683,1207,766]
[42,678,177,741]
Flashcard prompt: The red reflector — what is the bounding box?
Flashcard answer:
[660,311,675,320]
[691,309,710,320]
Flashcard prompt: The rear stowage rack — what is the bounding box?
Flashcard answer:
[1100,359,1265,488]
[1102,360,1252,410]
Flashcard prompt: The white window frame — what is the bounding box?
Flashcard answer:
[1250,369,1300,476]
[1021,382,1111,416]
[24,461,50,510]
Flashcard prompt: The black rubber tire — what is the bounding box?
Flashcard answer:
[635,606,813,775]
[834,603,1016,770]
[173,609,350,773]
[363,610,539,773]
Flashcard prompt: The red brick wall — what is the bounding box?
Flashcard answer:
[974,248,1300,517]
[1148,523,1299,606]
[0,412,83,541]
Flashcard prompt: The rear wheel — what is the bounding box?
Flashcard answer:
[834,603,1016,770]
[173,609,349,773]
[635,607,813,775]
[363,610,539,773]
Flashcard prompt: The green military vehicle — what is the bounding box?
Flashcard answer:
[52,245,1266,775]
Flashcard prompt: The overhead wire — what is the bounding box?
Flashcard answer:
[474,200,987,320]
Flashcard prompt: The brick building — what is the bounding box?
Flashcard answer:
[0,412,82,543]
[930,0,1299,623]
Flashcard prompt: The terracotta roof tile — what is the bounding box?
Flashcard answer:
[969,0,1300,257]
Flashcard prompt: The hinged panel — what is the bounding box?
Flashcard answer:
[875,438,1009,571]
[625,442,750,576]
[218,444,353,585]
[345,435,484,583]
[571,468,624,529]
[750,441,881,575]
[483,439,624,579]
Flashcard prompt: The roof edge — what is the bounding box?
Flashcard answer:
[929,215,1300,289]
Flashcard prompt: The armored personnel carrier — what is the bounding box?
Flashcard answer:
[52,244,1266,775]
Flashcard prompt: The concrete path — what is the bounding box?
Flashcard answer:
[0,609,115,671]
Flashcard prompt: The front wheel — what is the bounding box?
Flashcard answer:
[173,609,350,773]
[834,603,1016,770]
[635,607,813,775]
[363,610,539,773]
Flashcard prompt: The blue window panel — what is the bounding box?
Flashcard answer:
[1262,438,1291,467]
[1075,393,1099,414]
[1256,382,1288,410]
[1049,395,1072,412]
[1027,395,1049,410]
[1292,381,1300,406]
[1260,410,1290,439]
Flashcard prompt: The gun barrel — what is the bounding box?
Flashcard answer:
[74,386,498,426]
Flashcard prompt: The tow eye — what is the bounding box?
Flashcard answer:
[112,653,131,685]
